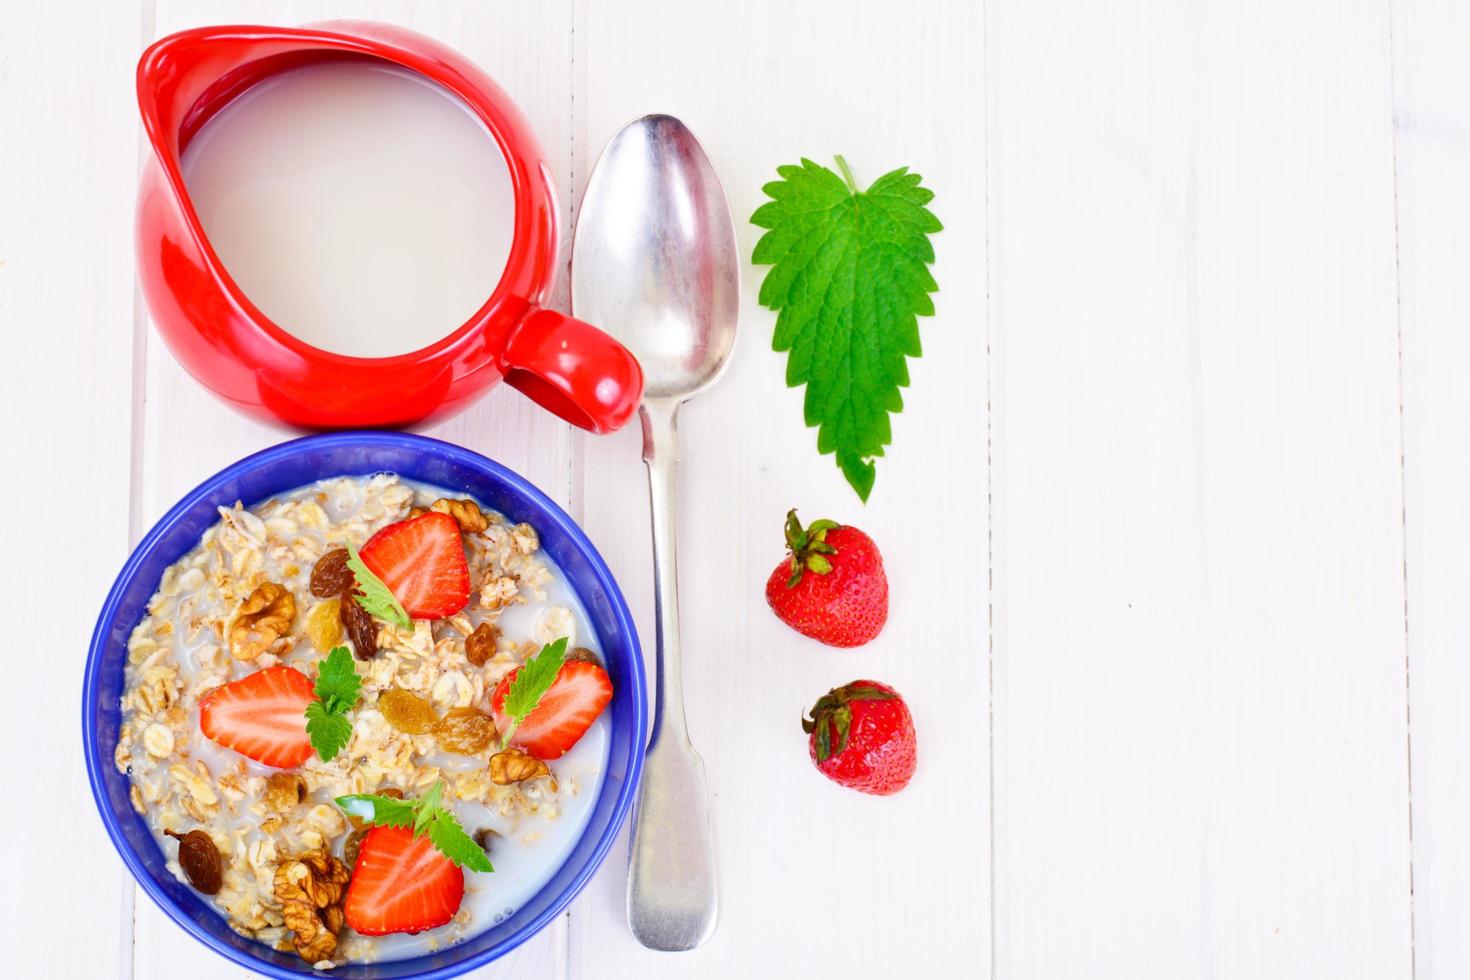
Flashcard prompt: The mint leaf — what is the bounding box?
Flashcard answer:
[334,792,417,829]
[751,156,941,501]
[427,809,494,873]
[306,646,361,761]
[499,637,568,749]
[305,702,354,762]
[335,781,493,872]
[315,646,361,713]
[414,780,444,836]
[346,541,411,629]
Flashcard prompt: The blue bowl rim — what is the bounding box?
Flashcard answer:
[82,430,646,978]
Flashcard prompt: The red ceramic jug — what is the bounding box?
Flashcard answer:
[135,22,643,432]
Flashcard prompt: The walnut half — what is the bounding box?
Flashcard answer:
[263,772,307,813]
[229,583,295,661]
[274,850,349,964]
[431,497,490,533]
[489,747,556,790]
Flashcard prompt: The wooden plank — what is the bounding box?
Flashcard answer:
[988,1,1411,977]
[568,1,988,976]
[1391,1,1470,976]
[131,2,575,977]
[0,1,145,977]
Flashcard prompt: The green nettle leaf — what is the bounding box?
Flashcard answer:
[345,542,411,629]
[414,780,444,836]
[305,702,354,762]
[751,156,942,501]
[336,781,493,873]
[335,792,417,829]
[314,646,362,713]
[500,637,569,750]
[305,646,361,762]
[427,810,494,873]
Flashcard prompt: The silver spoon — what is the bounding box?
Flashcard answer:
[572,114,738,951]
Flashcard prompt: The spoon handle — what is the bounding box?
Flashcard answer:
[626,398,719,951]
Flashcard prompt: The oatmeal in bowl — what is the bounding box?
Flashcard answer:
[84,433,645,978]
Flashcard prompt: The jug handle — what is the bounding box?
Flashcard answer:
[502,309,644,434]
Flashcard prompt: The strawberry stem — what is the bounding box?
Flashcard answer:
[782,509,841,588]
[801,682,898,762]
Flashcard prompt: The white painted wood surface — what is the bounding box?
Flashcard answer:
[989,3,1411,978]
[1393,2,1470,978]
[2,0,1465,977]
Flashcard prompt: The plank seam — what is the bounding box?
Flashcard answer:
[1383,0,1417,976]
[564,2,584,977]
[982,0,996,976]
[124,2,158,977]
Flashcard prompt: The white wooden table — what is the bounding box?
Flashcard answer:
[5,0,1467,976]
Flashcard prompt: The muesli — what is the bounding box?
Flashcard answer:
[113,474,612,967]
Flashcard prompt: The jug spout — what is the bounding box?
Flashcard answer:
[139,29,299,160]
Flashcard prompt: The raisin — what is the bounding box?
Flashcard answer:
[340,594,378,660]
[433,707,497,755]
[342,827,368,869]
[472,827,499,856]
[166,829,222,894]
[464,622,499,667]
[567,646,602,666]
[305,599,342,652]
[378,689,438,735]
[309,549,354,598]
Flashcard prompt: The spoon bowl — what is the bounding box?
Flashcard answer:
[573,114,739,402]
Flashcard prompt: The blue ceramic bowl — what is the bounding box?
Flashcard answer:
[83,432,645,978]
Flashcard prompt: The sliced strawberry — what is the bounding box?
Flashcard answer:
[198,666,315,769]
[358,512,470,620]
[491,660,613,760]
[344,826,465,935]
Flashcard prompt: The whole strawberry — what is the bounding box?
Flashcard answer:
[765,509,887,647]
[802,680,916,795]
